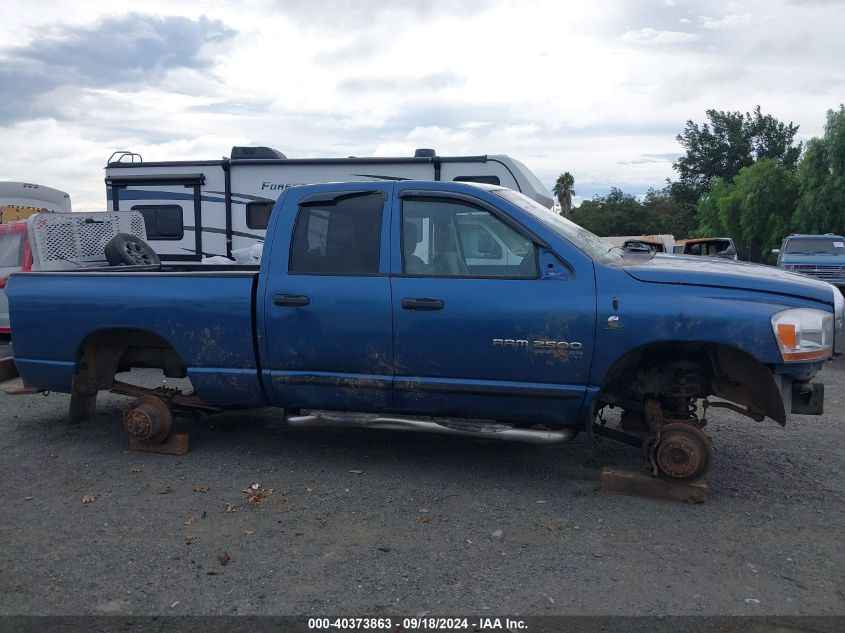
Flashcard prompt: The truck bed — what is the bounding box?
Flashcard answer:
[6,267,266,406]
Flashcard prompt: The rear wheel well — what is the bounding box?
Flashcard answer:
[73,329,186,397]
[599,342,785,424]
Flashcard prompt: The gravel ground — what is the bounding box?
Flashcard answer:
[0,359,843,617]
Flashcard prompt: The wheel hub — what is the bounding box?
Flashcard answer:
[123,396,173,444]
[125,242,154,265]
[652,422,712,482]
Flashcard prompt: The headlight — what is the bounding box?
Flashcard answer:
[832,285,844,333]
[771,308,834,362]
[782,264,794,270]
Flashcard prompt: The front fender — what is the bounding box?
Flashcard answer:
[590,266,832,383]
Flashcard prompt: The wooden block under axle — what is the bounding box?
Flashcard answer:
[601,467,707,503]
[129,433,190,456]
[3,379,41,395]
[0,356,18,383]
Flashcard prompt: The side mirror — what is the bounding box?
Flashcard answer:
[771,248,780,254]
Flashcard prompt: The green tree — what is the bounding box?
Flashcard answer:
[553,172,575,217]
[794,105,845,234]
[696,177,732,237]
[570,186,696,238]
[571,187,650,236]
[674,106,802,202]
[642,187,698,238]
[697,159,798,262]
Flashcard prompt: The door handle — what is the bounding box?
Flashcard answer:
[274,294,310,307]
[401,298,445,311]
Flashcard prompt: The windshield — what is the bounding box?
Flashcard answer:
[493,188,620,263]
[624,240,664,253]
[785,238,845,255]
[685,239,733,255]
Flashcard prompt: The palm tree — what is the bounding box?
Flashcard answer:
[553,172,575,217]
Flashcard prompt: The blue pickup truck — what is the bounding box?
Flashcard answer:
[6,181,843,482]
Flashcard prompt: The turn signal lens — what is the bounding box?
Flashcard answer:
[777,323,797,349]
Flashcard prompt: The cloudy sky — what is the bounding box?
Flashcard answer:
[1,0,843,210]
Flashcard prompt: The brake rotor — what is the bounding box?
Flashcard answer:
[123,395,173,444]
[653,422,713,482]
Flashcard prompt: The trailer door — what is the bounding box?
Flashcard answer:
[106,173,206,261]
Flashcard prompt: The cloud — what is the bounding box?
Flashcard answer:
[338,71,464,94]
[617,153,681,165]
[0,0,842,212]
[270,0,490,28]
[700,12,754,29]
[621,27,702,45]
[313,39,380,65]
[0,13,235,124]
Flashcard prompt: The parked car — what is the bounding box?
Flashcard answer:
[676,237,738,260]
[6,181,842,482]
[0,181,72,222]
[603,234,675,254]
[774,234,845,288]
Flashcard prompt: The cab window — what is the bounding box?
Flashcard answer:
[289,193,384,275]
[401,198,536,278]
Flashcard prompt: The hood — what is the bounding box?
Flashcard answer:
[619,253,834,304]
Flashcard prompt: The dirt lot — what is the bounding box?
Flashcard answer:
[0,358,843,617]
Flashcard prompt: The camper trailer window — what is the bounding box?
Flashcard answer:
[130,205,184,240]
[453,175,501,186]
[289,193,383,275]
[246,202,273,230]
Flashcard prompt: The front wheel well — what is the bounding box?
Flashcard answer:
[72,328,186,396]
[598,342,785,424]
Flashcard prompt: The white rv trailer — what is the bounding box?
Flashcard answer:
[104,147,555,261]
[0,181,72,220]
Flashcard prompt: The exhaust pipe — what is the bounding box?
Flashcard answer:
[285,412,578,445]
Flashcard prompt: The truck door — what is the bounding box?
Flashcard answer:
[390,190,596,427]
[261,184,394,412]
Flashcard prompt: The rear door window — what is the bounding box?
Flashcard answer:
[289,193,384,275]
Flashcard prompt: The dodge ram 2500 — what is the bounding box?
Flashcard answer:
[6,181,843,481]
